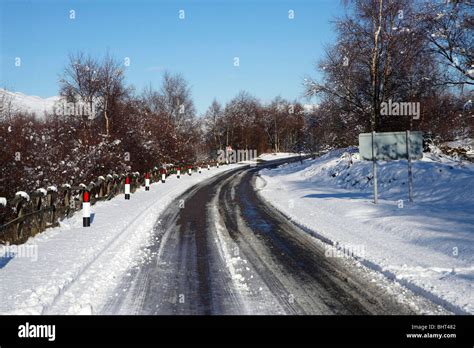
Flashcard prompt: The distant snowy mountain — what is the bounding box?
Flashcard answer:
[0,88,60,118]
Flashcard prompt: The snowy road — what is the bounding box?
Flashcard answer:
[103,161,438,315]
[258,150,474,314]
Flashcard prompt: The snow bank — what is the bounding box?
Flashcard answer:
[258,148,474,314]
[0,164,242,315]
[258,152,302,161]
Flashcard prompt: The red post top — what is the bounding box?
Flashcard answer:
[125,176,130,184]
[83,191,90,203]
[145,172,150,179]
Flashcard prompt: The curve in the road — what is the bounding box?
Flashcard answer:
[104,161,418,315]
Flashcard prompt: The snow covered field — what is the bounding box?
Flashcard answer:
[258,148,474,314]
[0,164,241,314]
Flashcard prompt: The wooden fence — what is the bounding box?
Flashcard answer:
[0,156,308,245]
[0,163,209,244]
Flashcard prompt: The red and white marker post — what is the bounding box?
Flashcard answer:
[188,165,192,176]
[207,163,210,170]
[177,167,181,179]
[161,168,166,183]
[83,190,91,227]
[125,175,131,200]
[145,172,150,191]
[198,164,201,174]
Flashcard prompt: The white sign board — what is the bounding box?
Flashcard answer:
[359,131,423,161]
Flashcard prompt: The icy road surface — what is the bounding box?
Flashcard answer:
[258,149,474,314]
[103,161,445,315]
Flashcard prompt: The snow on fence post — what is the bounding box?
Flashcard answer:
[14,198,24,241]
[145,172,150,191]
[46,186,58,227]
[198,164,201,173]
[113,174,120,196]
[33,189,46,236]
[216,161,219,168]
[14,192,29,241]
[130,172,138,193]
[1,165,178,244]
[136,172,141,191]
[105,175,113,197]
[83,190,91,227]
[125,175,131,200]
[88,181,96,204]
[97,176,106,198]
[78,184,87,219]
[61,184,73,217]
[79,183,87,204]
[0,169,158,243]
[119,175,125,194]
[207,163,210,170]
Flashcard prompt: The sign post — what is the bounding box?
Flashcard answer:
[359,131,422,204]
[372,131,378,204]
[406,130,413,203]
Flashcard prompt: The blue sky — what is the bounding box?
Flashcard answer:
[0,0,342,114]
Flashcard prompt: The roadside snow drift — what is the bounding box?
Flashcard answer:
[258,152,301,161]
[258,148,474,314]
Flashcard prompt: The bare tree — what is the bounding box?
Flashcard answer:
[0,89,18,122]
[98,53,127,136]
[203,99,225,151]
[159,71,196,131]
[59,52,101,115]
[304,0,438,134]
[421,0,473,87]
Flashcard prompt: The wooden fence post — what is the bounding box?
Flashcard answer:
[47,187,57,227]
